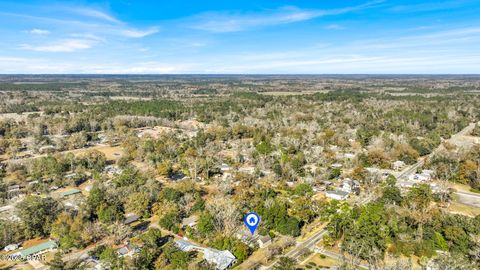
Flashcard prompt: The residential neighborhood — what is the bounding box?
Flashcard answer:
[0,75,480,270]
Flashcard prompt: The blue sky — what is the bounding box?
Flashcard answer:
[1,0,480,74]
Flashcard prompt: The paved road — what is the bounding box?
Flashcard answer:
[456,191,480,207]
[264,193,375,270]
[62,240,106,263]
[395,122,480,207]
[261,229,328,270]
[448,123,480,206]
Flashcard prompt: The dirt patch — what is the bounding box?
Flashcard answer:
[73,145,124,161]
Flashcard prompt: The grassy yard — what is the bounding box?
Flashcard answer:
[301,254,340,269]
[447,201,480,217]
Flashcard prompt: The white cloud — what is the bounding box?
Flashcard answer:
[70,7,121,24]
[5,6,159,41]
[28,28,50,35]
[191,9,317,33]
[347,26,480,51]
[69,33,106,42]
[20,39,95,52]
[120,27,160,38]
[190,0,384,32]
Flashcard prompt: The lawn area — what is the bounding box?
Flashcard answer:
[447,201,480,217]
[235,248,268,270]
[85,145,123,161]
[449,183,473,193]
[301,254,340,269]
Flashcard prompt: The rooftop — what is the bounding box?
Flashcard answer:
[18,240,57,257]
[174,239,201,252]
[326,190,349,196]
[124,214,140,225]
[60,189,81,197]
[182,215,198,227]
[204,248,236,270]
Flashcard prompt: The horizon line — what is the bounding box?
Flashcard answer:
[1,73,480,76]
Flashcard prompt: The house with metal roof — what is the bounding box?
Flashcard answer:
[175,239,201,252]
[14,240,57,258]
[116,245,139,257]
[60,189,81,198]
[174,239,236,269]
[203,248,237,270]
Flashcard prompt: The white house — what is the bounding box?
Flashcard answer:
[182,215,199,228]
[28,180,39,186]
[422,170,435,177]
[104,165,122,175]
[341,178,360,194]
[39,145,56,154]
[392,160,406,171]
[326,190,349,200]
[331,163,343,169]
[175,239,201,252]
[203,248,237,270]
[235,230,272,248]
[257,235,272,248]
[3,243,19,251]
[344,153,356,159]
[239,166,255,174]
[174,240,236,270]
[410,172,432,182]
[220,163,231,172]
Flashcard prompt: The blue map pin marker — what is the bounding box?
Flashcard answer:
[244,212,260,235]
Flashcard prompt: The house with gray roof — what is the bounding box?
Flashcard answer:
[326,190,349,200]
[123,213,140,225]
[174,239,236,269]
[175,239,201,252]
[203,248,236,270]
